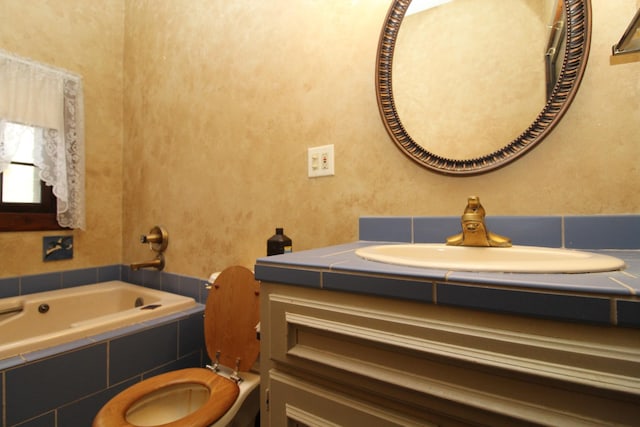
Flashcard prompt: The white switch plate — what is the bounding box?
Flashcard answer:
[308,144,335,178]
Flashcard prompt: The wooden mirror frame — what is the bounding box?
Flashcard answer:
[375,0,592,175]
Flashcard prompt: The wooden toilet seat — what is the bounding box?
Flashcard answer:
[93,368,239,427]
[93,266,260,427]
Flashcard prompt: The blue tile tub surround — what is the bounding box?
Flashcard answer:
[0,277,18,298]
[0,264,210,303]
[12,412,55,427]
[123,267,207,303]
[109,322,179,384]
[21,271,62,295]
[360,215,639,249]
[62,266,102,288]
[0,266,212,426]
[57,378,136,427]
[0,265,123,299]
[0,307,205,427]
[5,344,107,426]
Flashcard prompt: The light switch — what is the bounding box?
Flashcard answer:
[307,144,335,178]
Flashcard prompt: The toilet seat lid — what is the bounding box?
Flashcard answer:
[205,266,260,372]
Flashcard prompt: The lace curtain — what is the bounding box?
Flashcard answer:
[0,49,85,229]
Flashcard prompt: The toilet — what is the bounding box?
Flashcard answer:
[93,266,261,427]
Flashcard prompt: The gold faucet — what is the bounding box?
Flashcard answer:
[446,196,512,247]
[131,226,169,271]
[130,253,165,271]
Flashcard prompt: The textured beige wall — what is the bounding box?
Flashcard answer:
[123,0,639,278]
[0,0,637,279]
[0,0,124,277]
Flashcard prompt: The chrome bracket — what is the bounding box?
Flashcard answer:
[230,357,243,384]
[206,350,221,372]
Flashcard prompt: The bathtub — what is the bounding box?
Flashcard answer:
[0,281,197,360]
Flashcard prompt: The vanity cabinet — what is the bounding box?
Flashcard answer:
[260,283,640,426]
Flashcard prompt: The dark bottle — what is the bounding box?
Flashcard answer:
[267,228,292,256]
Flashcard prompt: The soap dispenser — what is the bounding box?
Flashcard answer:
[267,228,292,256]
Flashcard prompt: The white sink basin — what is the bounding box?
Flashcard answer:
[355,244,626,273]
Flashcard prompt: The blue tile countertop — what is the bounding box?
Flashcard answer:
[255,242,640,328]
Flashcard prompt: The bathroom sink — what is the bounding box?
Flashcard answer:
[355,244,626,273]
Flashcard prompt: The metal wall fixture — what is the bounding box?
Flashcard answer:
[42,236,74,261]
[130,226,169,271]
[612,8,640,56]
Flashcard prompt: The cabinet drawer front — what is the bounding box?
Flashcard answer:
[268,370,437,427]
[265,290,640,426]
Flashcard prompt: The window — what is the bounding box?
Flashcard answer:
[0,49,85,231]
[0,122,62,231]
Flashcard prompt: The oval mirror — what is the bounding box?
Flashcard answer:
[376,0,592,175]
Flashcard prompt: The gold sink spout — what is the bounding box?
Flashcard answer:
[446,196,512,248]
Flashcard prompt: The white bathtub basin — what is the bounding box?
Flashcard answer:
[355,244,626,273]
[0,281,197,360]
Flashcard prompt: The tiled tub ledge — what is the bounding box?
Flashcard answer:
[0,304,206,426]
[255,241,640,328]
[0,265,210,426]
[0,264,209,303]
[0,304,205,371]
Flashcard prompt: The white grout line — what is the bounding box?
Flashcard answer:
[608,277,636,295]
[620,270,638,279]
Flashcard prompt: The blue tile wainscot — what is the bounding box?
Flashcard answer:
[256,215,640,425]
[0,265,209,427]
